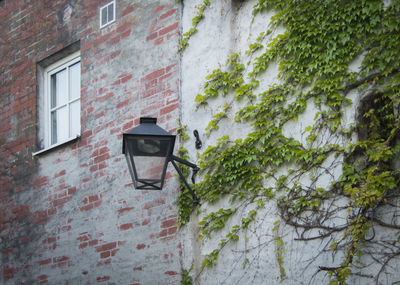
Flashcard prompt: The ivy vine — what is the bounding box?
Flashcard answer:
[178,0,400,284]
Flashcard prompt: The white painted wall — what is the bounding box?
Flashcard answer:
[179,1,400,284]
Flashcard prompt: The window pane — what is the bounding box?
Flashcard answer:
[51,69,67,108]
[51,106,68,145]
[51,111,57,145]
[101,6,107,26]
[108,3,114,22]
[69,62,80,100]
[69,100,80,137]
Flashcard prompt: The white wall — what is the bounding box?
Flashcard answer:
[179,1,400,284]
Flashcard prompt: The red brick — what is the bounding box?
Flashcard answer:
[89,194,99,203]
[143,198,165,209]
[100,251,110,259]
[121,74,132,83]
[154,37,164,45]
[94,153,110,164]
[90,165,99,172]
[159,22,178,36]
[94,111,106,119]
[168,227,177,235]
[33,176,48,186]
[116,99,130,109]
[81,130,93,138]
[121,6,134,17]
[98,161,107,170]
[117,22,131,33]
[142,68,165,82]
[3,267,16,279]
[159,229,168,237]
[2,248,14,255]
[96,242,117,252]
[136,243,146,250]
[118,207,134,213]
[145,78,158,90]
[119,223,133,231]
[80,204,94,212]
[38,275,48,280]
[95,92,114,102]
[43,237,56,244]
[123,121,133,131]
[53,256,69,263]
[21,236,30,243]
[111,248,119,256]
[111,50,121,59]
[54,169,66,178]
[61,225,71,232]
[166,63,177,73]
[12,204,30,218]
[160,9,177,20]
[121,29,131,38]
[52,196,72,207]
[146,32,158,41]
[109,35,120,45]
[68,187,76,195]
[159,72,172,83]
[161,218,176,228]
[164,271,178,276]
[93,32,113,46]
[96,276,110,282]
[89,239,99,247]
[153,5,165,15]
[160,103,179,115]
[38,259,51,266]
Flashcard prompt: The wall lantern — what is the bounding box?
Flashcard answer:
[122,117,199,204]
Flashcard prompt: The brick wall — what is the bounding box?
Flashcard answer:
[0,0,182,284]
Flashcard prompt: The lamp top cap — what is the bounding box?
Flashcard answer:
[124,117,173,137]
[140,117,157,124]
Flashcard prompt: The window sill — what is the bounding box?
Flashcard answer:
[32,136,80,156]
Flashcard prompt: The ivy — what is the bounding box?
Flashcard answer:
[181,268,194,285]
[179,0,400,283]
[178,0,211,53]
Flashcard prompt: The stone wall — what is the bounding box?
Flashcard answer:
[0,0,182,284]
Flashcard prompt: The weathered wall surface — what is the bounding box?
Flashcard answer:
[0,0,183,284]
[180,1,400,285]
[2,0,399,284]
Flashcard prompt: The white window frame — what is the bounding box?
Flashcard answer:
[100,0,116,29]
[40,51,81,152]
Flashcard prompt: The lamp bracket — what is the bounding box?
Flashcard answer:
[170,155,200,205]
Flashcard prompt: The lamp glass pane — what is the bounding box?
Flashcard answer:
[133,156,167,188]
[131,137,172,157]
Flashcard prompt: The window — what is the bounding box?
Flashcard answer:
[100,0,116,28]
[45,52,81,147]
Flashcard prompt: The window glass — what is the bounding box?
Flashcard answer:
[51,69,67,108]
[51,107,68,144]
[69,100,80,137]
[69,62,80,100]
[46,53,80,147]
[100,1,115,28]
[108,3,114,22]
[101,6,107,26]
